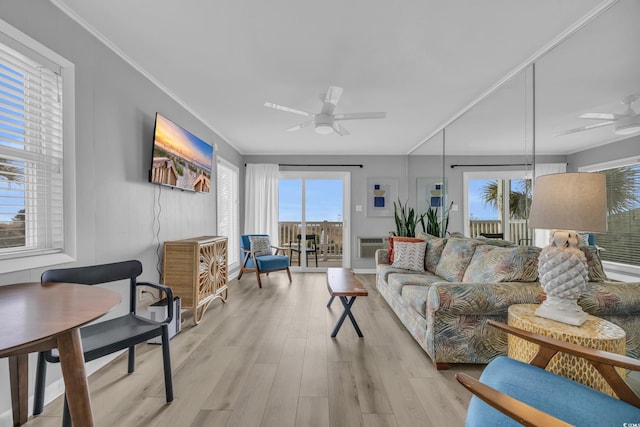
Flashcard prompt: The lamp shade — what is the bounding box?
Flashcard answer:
[528,172,607,233]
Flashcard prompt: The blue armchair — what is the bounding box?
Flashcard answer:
[457,320,640,427]
[238,234,292,288]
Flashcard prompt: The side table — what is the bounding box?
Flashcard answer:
[508,304,626,397]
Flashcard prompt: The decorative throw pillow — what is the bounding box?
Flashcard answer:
[580,245,607,282]
[388,236,423,263]
[425,237,447,273]
[435,238,484,282]
[391,241,426,272]
[463,245,540,283]
[475,235,516,248]
[249,235,272,257]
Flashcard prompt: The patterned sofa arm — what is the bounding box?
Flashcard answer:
[580,281,640,316]
[375,249,389,266]
[427,282,545,317]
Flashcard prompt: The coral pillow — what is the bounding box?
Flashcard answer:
[391,241,426,272]
[388,236,423,263]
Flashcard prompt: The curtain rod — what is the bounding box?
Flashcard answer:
[450,163,532,169]
[244,163,363,168]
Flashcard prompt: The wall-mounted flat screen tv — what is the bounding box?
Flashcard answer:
[149,113,213,193]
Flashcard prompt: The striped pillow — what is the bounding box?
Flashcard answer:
[392,241,426,272]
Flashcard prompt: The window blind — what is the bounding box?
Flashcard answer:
[594,164,640,267]
[217,158,239,266]
[0,42,64,257]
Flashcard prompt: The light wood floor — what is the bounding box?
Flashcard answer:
[26,272,484,427]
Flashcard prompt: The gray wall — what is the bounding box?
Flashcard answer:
[0,0,243,418]
[568,135,640,171]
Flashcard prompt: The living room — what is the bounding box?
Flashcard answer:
[1,0,639,426]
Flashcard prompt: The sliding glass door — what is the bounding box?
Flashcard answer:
[464,171,532,244]
[279,171,350,270]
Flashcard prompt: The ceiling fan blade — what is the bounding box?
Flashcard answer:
[264,102,313,117]
[578,112,625,120]
[333,122,350,136]
[333,112,386,121]
[287,120,314,132]
[554,121,614,136]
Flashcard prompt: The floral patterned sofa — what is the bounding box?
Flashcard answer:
[375,234,640,370]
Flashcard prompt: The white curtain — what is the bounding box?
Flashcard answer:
[244,164,280,244]
[533,163,567,247]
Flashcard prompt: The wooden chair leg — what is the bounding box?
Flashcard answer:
[255,271,262,288]
[286,267,292,283]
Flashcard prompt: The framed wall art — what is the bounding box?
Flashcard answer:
[417,177,447,215]
[367,177,398,217]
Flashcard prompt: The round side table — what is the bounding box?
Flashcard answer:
[507,303,626,397]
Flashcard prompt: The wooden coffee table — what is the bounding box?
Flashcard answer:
[326,268,368,337]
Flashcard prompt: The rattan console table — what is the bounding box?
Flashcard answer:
[162,236,228,325]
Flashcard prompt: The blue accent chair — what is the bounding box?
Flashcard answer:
[457,320,640,427]
[238,234,292,288]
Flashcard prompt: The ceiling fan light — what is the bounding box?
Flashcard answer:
[314,123,334,134]
[614,115,640,135]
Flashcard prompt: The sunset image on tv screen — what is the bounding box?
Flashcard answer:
[150,113,214,193]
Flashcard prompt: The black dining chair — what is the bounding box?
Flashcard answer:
[289,234,318,267]
[33,260,174,426]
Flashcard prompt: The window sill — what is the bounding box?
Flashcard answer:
[0,253,75,275]
[603,261,640,282]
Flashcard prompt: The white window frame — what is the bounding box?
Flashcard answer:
[579,155,640,279]
[0,19,76,274]
[217,157,239,270]
[463,170,533,240]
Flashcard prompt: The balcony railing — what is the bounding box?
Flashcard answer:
[469,219,533,245]
[279,221,343,261]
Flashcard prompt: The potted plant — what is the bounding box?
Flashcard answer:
[390,199,426,237]
[422,201,453,238]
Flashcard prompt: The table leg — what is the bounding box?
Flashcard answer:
[331,296,363,338]
[57,328,94,427]
[8,354,28,426]
[326,295,335,307]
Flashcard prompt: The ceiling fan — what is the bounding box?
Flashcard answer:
[555,93,640,136]
[264,86,385,136]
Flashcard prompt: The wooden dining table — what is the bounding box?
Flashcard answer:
[0,281,120,427]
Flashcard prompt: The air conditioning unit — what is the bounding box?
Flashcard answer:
[358,237,388,258]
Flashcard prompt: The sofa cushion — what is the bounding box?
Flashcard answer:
[425,237,448,273]
[377,264,418,282]
[463,245,541,283]
[435,238,484,282]
[392,241,426,272]
[580,246,607,282]
[388,236,423,263]
[387,272,443,295]
[475,235,516,247]
[401,285,430,319]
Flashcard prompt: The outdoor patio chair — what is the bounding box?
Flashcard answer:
[238,234,292,288]
[289,234,318,267]
[33,260,174,427]
[456,320,640,426]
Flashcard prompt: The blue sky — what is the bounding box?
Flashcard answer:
[468,179,498,220]
[279,179,343,221]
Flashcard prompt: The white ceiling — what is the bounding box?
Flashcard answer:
[52,0,636,156]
